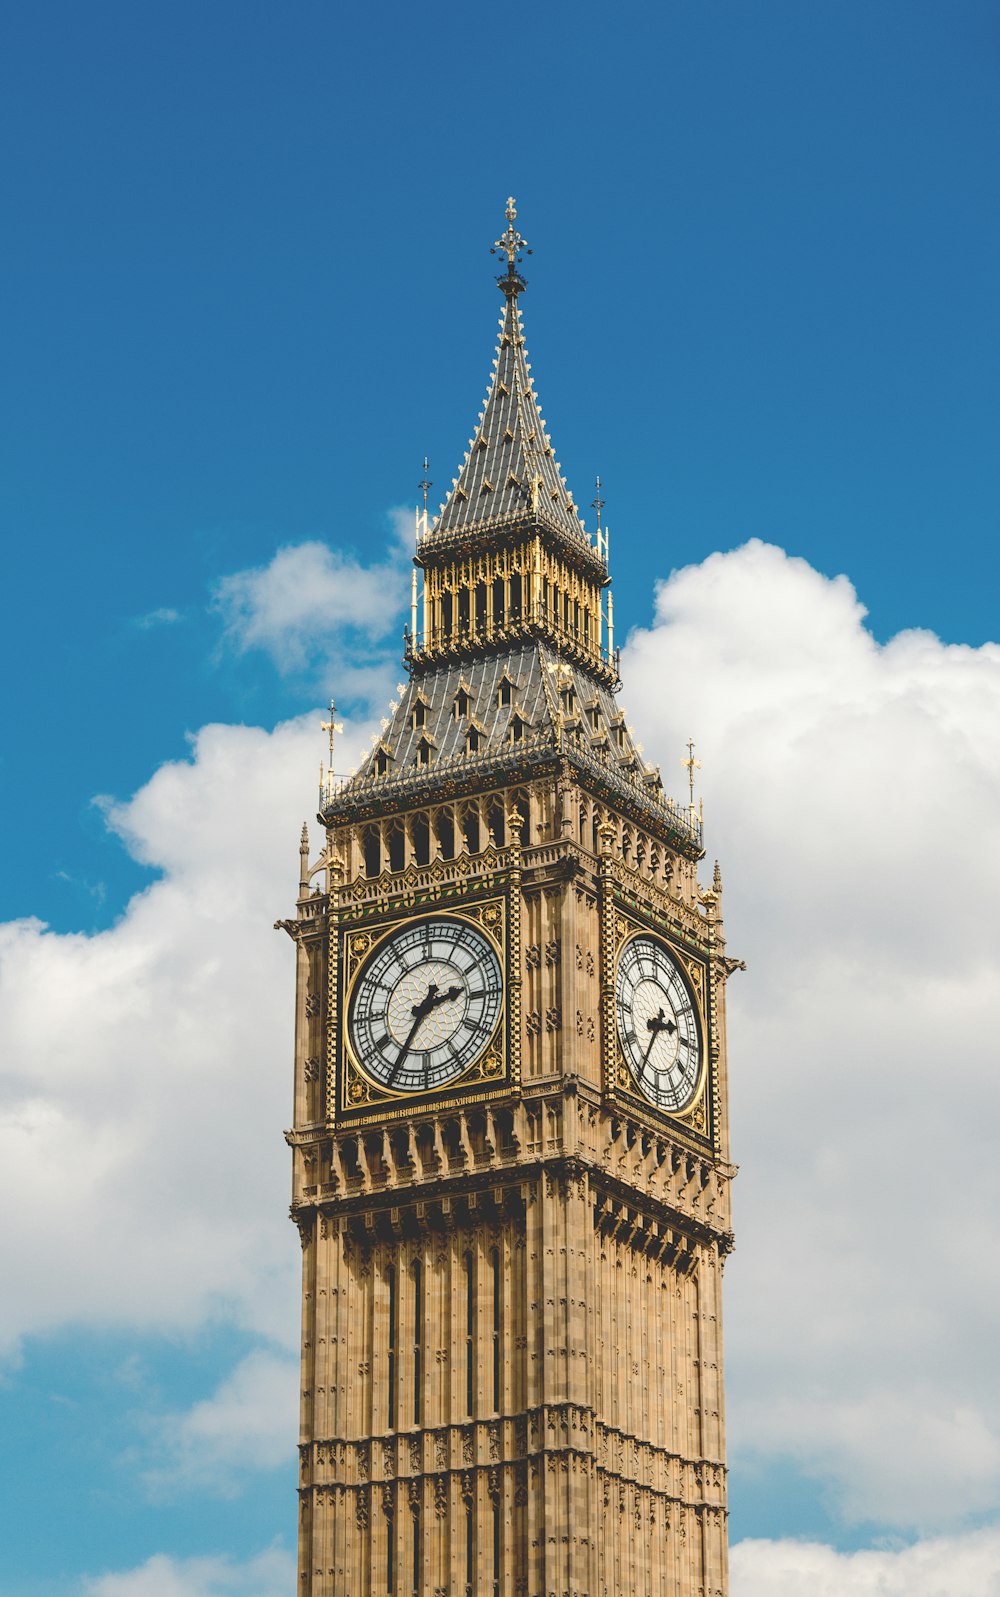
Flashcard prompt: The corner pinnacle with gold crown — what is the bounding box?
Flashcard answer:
[490,195,532,297]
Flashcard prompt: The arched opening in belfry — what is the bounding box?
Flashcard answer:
[460,802,481,854]
[434,809,454,859]
[486,798,506,847]
[387,820,405,873]
[412,813,430,867]
[510,788,531,842]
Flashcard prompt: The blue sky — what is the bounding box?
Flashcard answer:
[2,4,999,1595]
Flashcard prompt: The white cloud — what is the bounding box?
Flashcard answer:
[2,536,998,1547]
[83,1546,294,1597]
[143,1350,298,1498]
[133,607,184,630]
[212,521,410,683]
[0,710,374,1358]
[731,1526,1000,1596]
[623,539,1000,1530]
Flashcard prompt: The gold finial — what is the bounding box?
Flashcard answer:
[681,738,701,808]
[321,698,345,767]
[491,196,532,296]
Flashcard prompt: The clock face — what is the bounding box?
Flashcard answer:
[615,935,703,1112]
[347,916,503,1094]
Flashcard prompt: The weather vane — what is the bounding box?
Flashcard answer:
[681,738,701,808]
[490,196,532,296]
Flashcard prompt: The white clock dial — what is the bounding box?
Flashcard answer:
[615,935,703,1112]
[348,916,503,1094]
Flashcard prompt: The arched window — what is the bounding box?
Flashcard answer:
[412,814,430,866]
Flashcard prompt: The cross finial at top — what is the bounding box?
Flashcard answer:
[491,196,532,296]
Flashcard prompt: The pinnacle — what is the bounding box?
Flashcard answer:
[424,272,590,552]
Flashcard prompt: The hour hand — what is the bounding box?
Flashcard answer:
[640,1007,674,1067]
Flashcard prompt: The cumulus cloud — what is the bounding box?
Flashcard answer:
[2,537,998,1560]
[731,1526,1000,1596]
[143,1350,298,1499]
[623,539,1000,1530]
[0,709,374,1358]
[83,1546,294,1597]
[212,517,410,688]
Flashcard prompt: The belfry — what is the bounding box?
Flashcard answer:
[282,200,737,1596]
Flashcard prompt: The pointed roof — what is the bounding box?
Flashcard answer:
[321,639,703,860]
[424,200,592,555]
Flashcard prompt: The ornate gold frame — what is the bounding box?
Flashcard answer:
[601,904,714,1146]
[329,896,514,1123]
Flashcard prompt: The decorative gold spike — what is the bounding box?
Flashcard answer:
[321,699,345,767]
[682,738,702,808]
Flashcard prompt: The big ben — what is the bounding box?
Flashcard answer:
[281,200,737,1596]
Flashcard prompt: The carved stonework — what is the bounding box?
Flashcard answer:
[290,206,734,1597]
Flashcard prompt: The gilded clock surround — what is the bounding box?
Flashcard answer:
[602,902,713,1143]
[281,202,738,1597]
[336,896,514,1118]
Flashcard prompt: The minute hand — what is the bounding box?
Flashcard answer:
[387,983,462,1084]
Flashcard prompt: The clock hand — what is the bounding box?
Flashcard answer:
[386,984,440,1083]
[387,983,465,1084]
[428,984,462,1008]
[640,1007,675,1068]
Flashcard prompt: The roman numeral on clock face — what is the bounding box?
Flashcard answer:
[348,914,504,1094]
[615,934,703,1113]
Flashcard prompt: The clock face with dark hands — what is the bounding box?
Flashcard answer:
[615,935,703,1112]
[347,917,503,1094]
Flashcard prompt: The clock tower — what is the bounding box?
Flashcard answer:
[282,200,737,1596]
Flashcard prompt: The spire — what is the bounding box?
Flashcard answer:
[424,198,592,554]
